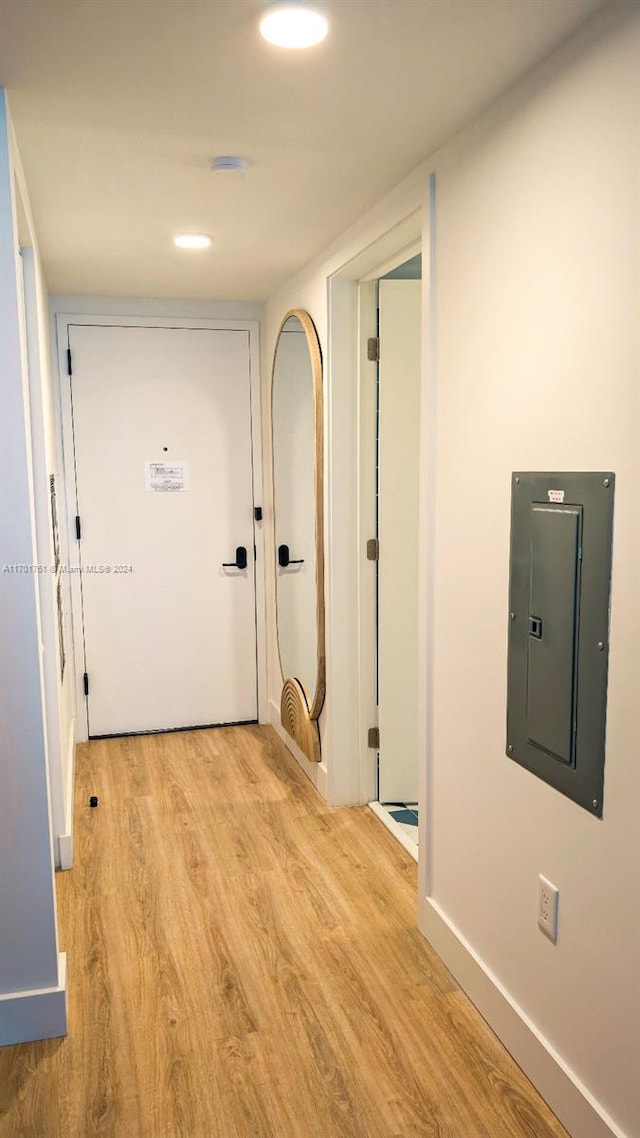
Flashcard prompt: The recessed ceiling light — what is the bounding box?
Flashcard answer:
[259,3,328,49]
[173,234,211,250]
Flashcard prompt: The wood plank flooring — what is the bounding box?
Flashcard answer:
[0,726,570,1138]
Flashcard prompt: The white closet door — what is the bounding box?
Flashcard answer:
[69,324,257,736]
[378,280,422,803]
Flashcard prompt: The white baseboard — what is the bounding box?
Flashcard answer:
[268,698,329,801]
[419,899,627,1138]
[56,717,76,871]
[0,953,68,1047]
[368,801,419,862]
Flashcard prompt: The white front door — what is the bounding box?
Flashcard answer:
[69,324,258,737]
[377,279,422,804]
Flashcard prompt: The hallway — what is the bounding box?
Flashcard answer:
[0,727,568,1137]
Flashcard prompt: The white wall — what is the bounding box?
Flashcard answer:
[262,4,639,1136]
[5,99,78,872]
[423,7,639,1136]
[51,295,262,323]
[21,250,77,869]
[0,88,67,1043]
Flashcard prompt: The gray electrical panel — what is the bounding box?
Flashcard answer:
[506,472,614,816]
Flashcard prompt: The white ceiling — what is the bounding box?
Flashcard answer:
[0,0,602,301]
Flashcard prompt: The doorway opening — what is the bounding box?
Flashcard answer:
[364,254,422,859]
[325,199,431,887]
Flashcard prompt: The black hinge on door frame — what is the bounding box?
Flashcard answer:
[367,336,380,362]
[75,516,82,541]
[83,672,89,696]
[367,538,379,561]
[368,726,380,749]
[67,348,72,377]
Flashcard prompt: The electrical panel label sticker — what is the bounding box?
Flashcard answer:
[145,461,190,492]
[548,489,565,503]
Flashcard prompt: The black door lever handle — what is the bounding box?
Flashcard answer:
[223,546,248,570]
[278,544,304,568]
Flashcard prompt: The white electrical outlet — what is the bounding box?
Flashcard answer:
[538,875,559,943]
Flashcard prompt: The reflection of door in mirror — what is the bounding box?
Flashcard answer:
[271,311,324,763]
[273,318,317,701]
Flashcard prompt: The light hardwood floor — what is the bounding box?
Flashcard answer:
[0,726,569,1138]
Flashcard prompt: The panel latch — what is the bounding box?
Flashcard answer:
[529,615,543,639]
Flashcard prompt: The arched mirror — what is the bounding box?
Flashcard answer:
[271,310,325,763]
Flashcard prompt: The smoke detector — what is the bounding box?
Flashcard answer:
[211,156,249,175]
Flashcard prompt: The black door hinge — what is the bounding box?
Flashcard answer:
[366,538,379,561]
[368,726,380,749]
[83,672,89,696]
[75,516,82,541]
[67,348,73,377]
[254,506,263,522]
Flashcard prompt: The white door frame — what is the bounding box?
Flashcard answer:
[56,313,267,742]
[325,210,427,806]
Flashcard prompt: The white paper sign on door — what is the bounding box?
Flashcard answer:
[145,461,190,492]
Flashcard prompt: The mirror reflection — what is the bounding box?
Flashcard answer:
[272,313,323,712]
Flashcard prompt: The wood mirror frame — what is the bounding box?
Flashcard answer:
[271,309,325,763]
